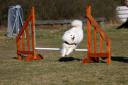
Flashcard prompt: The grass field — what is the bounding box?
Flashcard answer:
[0,25,128,85]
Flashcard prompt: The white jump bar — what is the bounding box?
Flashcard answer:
[35,47,88,52]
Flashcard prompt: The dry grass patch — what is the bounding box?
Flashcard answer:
[0,25,127,85]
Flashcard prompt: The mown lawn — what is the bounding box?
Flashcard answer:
[0,25,127,85]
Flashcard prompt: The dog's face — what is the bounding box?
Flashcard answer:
[70,34,75,40]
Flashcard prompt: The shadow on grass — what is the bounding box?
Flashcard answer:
[58,57,81,62]
[111,56,128,63]
[12,56,128,63]
[13,57,18,59]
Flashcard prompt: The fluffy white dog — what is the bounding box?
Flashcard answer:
[61,20,83,57]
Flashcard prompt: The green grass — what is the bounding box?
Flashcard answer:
[0,25,127,85]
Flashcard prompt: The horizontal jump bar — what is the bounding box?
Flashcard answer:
[35,47,88,52]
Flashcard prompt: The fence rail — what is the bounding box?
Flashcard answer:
[35,18,105,25]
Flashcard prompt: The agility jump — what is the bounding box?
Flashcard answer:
[16,5,111,64]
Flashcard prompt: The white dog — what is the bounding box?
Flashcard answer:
[61,20,83,57]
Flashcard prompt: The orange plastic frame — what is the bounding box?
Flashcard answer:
[16,5,111,64]
[82,5,111,64]
[16,7,42,61]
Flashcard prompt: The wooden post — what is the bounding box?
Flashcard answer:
[86,5,92,55]
[107,41,111,64]
[31,7,37,60]
[82,5,92,64]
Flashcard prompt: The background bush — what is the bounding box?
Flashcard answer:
[0,0,123,25]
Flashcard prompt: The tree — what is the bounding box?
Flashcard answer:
[0,0,123,25]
